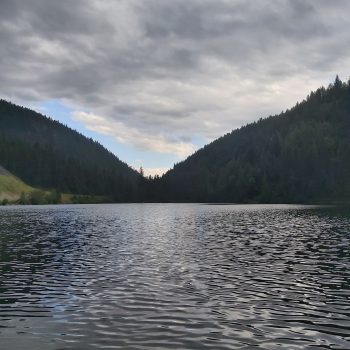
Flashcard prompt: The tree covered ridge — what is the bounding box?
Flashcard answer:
[0,100,141,201]
[1,76,350,203]
[156,76,350,203]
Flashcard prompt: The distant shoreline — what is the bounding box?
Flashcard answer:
[0,200,343,207]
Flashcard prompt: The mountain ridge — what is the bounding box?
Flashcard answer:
[1,76,349,204]
[0,99,141,202]
[155,76,350,203]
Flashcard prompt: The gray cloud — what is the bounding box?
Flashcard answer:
[1,0,350,158]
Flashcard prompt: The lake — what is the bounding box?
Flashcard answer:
[0,204,349,349]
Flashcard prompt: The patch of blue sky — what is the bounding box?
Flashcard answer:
[38,100,188,171]
[191,135,207,149]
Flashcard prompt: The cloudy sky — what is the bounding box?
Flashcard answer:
[1,0,350,175]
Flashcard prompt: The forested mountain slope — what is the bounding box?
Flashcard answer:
[2,77,350,204]
[157,77,350,203]
[0,100,140,201]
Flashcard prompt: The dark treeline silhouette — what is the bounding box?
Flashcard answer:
[1,76,350,203]
[154,76,350,203]
[0,100,141,202]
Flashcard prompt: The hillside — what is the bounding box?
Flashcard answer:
[0,165,33,202]
[156,76,350,203]
[0,100,141,201]
[1,77,350,204]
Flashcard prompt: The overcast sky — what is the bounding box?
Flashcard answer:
[1,0,350,175]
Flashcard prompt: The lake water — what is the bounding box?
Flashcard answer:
[0,204,349,349]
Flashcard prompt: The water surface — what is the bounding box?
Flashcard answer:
[0,204,349,349]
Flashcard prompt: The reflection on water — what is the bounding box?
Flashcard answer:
[0,204,349,349]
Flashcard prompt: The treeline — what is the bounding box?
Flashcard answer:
[0,189,61,206]
[19,189,62,205]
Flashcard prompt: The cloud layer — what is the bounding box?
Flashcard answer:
[1,0,350,158]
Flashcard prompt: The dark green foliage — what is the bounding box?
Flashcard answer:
[18,189,62,205]
[0,100,141,201]
[70,195,111,204]
[19,192,27,205]
[28,189,48,205]
[45,189,62,204]
[157,77,350,203]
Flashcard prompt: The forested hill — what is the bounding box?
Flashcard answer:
[0,100,140,201]
[2,77,350,204]
[156,76,350,203]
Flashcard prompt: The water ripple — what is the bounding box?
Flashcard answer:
[0,204,349,349]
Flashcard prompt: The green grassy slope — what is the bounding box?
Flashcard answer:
[0,165,33,201]
[0,165,111,204]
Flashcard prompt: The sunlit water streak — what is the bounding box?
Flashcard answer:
[0,204,349,349]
